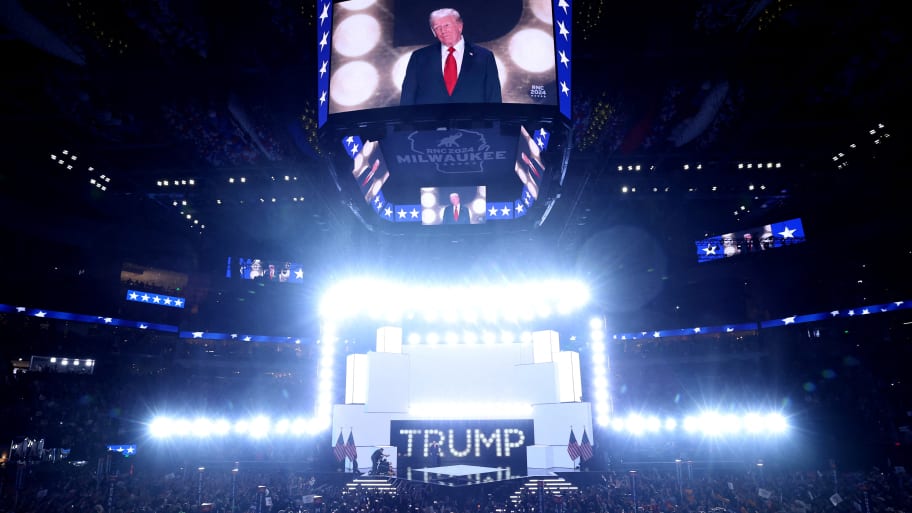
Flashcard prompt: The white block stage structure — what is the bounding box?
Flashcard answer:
[332,326,593,479]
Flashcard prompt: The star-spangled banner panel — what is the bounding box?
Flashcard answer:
[534,127,551,151]
[106,444,137,456]
[180,331,302,344]
[317,2,333,127]
[341,135,363,159]
[553,0,572,119]
[520,185,536,208]
[514,199,528,218]
[394,204,422,223]
[769,218,806,248]
[486,202,514,220]
[759,301,910,328]
[126,290,186,309]
[696,236,725,263]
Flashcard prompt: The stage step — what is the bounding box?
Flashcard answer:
[507,476,578,504]
[343,476,397,494]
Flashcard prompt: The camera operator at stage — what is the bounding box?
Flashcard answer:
[370,448,387,475]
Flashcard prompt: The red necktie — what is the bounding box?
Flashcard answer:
[454,206,459,221]
[444,47,457,96]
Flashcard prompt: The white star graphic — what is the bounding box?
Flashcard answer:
[163,297,172,305]
[129,292,139,300]
[126,446,135,454]
[319,32,329,51]
[319,3,330,25]
[16,307,25,313]
[559,50,570,67]
[141,294,150,302]
[539,128,547,137]
[560,81,570,95]
[558,0,569,15]
[350,144,358,154]
[693,327,701,333]
[830,310,839,316]
[295,269,304,279]
[557,20,570,40]
[488,205,498,217]
[35,311,46,317]
[848,310,855,316]
[653,331,660,338]
[516,204,525,214]
[779,226,796,238]
[726,327,734,332]
[139,324,148,329]
[319,60,328,77]
[397,209,407,219]
[374,196,382,206]
[881,308,888,312]
[500,206,511,216]
[103,318,113,324]
[174,299,183,307]
[192,332,204,338]
[152,296,161,303]
[410,208,419,218]
[783,316,796,324]
[861,308,870,315]
[231,334,238,339]
[703,245,717,255]
[345,136,354,145]
[536,137,545,149]
[243,336,252,342]
[319,91,327,105]
[895,301,904,307]
[115,447,124,453]
[384,206,392,218]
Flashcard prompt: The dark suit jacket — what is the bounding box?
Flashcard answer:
[442,205,471,224]
[400,41,502,105]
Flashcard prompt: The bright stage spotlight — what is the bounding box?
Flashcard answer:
[248,416,271,439]
[149,417,175,439]
[765,412,789,434]
[664,417,678,431]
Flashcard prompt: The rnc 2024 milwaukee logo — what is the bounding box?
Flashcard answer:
[398,129,509,174]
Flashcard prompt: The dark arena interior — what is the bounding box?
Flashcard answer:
[1,1,910,512]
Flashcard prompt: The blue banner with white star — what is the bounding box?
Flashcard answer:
[316,1,332,127]
[126,290,185,309]
[394,204,422,223]
[695,217,806,263]
[486,202,515,221]
[553,0,572,119]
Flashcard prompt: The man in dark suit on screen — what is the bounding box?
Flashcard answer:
[442,192,471,224]
[400,8,502,105]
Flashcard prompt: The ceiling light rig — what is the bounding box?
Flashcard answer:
[51,150,113,192]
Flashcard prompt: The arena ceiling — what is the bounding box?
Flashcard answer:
[0,0,907,326]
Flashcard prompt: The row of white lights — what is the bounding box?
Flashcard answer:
[613,163,782,172]
[619,184,769,194]
[319,279,591,323]
[605,412,789,436]
[52,151,108,190]
[157,179,195,187]
[214,197,308,205]
[148,415,329,439]
[49,357,94,367]
[589,317,611,424]
[171,200,206,231]
[405,330,537,345]
[146,410,786,440]
[227,175,299,184]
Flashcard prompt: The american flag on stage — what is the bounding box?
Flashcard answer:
[333,430,346,462]
[567,428,581,460]
[345,430,357,461]
[579,428,593,461]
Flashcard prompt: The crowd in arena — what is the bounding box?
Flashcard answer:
[3,457,911,513]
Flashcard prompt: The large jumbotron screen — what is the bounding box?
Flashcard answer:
[317,0,572,125]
